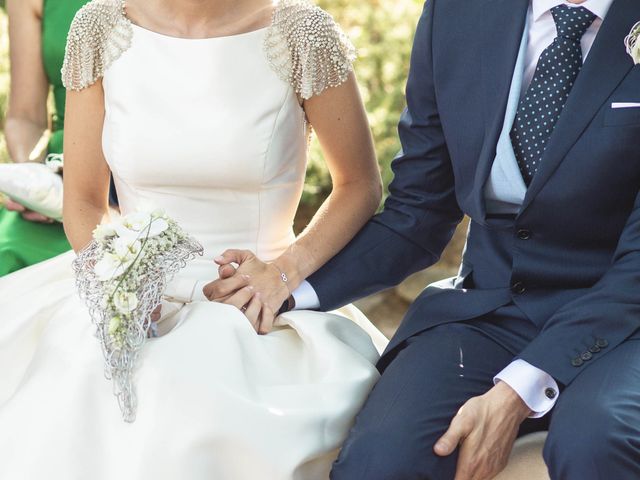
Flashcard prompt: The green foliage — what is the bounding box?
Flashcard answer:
[303,0,423,207]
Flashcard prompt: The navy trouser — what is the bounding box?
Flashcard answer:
[330,304,640,480]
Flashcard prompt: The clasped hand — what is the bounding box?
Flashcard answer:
[202,250,292,334]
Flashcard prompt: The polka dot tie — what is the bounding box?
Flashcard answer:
[510,5,596,185]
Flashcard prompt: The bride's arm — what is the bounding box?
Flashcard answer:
[62,83,112,252]
[278,73,382,287]
[206,73,381,331]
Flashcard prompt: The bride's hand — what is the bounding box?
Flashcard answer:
[202,250,291,334]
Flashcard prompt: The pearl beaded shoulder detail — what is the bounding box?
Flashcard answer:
[62,0,133,91]
[264,0,357,100]
[62,0,356,98]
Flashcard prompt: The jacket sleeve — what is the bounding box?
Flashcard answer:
[308,0,463,311]
[519,187,640,386]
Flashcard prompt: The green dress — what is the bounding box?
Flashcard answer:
[0,0,88,276]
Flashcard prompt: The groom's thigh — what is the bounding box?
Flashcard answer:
[330,321,516,480]
[543,336,640,480]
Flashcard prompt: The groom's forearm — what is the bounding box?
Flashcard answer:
[307,217,445,311]
[518,190,640,386]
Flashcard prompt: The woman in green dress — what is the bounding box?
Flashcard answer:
[0,0,88,276]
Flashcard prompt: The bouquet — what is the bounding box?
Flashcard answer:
[73,210,203,422]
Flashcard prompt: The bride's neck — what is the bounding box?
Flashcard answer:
[127,0,274,38]
[158,0,240,22]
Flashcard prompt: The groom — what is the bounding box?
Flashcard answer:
[219,0,640,477]
[298,0,640,478]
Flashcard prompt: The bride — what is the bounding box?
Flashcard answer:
[0,0,388,478]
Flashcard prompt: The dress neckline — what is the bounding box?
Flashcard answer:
[122,1,273,42]
[129,22,269,42]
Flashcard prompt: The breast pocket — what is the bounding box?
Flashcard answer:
[604,106,640,127]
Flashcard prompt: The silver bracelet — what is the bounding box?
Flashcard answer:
[271,263,291,293]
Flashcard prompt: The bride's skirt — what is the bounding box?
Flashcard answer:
[0,252,386,480]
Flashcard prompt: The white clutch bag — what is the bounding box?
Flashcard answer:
[0,158,64,221]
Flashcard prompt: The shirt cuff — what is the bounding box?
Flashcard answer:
[494,359,559,418]
[291,280,321,310]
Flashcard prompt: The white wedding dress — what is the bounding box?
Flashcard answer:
[0,1,386,478]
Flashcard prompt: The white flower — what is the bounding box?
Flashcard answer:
[151,208,168,220]
[146,218,169,238]
[93,223,117,242]
[113,237,142,260]
[108,315,122,335]
[122,212,153,232]
[113,290,139,314]
[625,21,640,65]
[94,253,133,281]
[113,212,169,240]
[632,40,640,65]
[93,236,143,281]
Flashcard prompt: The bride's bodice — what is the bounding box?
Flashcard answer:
[103,26,307,267]
[62,0,355,281]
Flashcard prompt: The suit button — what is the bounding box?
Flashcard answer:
[517,229,531,240]
[572,357,584,367]
[511,281,526,294]
[589,345,601,353]
[545,388,557,399]
[581,352,593,361]
[596,338,609,348]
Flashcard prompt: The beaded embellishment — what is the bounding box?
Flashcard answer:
[62,0,132,91]
[62,0,355,98]
[264,0,357,100]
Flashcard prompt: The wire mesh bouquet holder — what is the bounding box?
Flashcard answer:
[74,210,203,422]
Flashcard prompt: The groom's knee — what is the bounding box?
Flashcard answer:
[543,397,638,478]
[330,426,456,480]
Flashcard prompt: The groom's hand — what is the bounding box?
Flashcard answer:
[434,382,531,480]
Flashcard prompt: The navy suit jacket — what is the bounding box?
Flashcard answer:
[308,0,640,386]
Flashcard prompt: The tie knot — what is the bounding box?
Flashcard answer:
[551,5,596,41]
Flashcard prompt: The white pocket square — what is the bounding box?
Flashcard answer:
[611,102,640,109]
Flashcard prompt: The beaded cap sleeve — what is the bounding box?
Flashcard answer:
[62,0,133,91]
[264,0,356,100]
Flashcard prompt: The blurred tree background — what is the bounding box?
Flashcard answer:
[304,0,423,207]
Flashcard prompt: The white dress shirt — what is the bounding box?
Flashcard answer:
[292,0,614,418]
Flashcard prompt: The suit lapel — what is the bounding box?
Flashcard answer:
[519,0,640,215]
[472,0,529,223]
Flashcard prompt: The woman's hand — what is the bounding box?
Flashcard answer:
[202,250,292,334]
[5,198,54,223]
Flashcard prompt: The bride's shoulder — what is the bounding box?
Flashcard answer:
[265,0,356,100]
[62,0,132,91]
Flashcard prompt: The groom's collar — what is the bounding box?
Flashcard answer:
[531,0,615,22]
